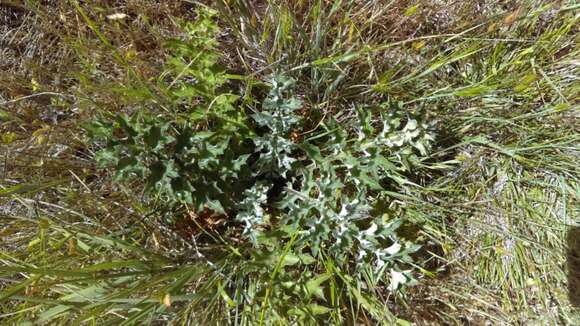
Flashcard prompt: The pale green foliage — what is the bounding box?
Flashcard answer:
[87,8,434,305]
[163,8,224,102]
[90,73,431,271]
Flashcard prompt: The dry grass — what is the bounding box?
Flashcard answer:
[1,0,578,324]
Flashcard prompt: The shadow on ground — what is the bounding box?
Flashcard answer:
[568,226,580,307]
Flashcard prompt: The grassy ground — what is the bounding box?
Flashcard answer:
[1,0,578,325]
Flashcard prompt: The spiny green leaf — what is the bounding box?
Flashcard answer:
[305,274,331,300]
